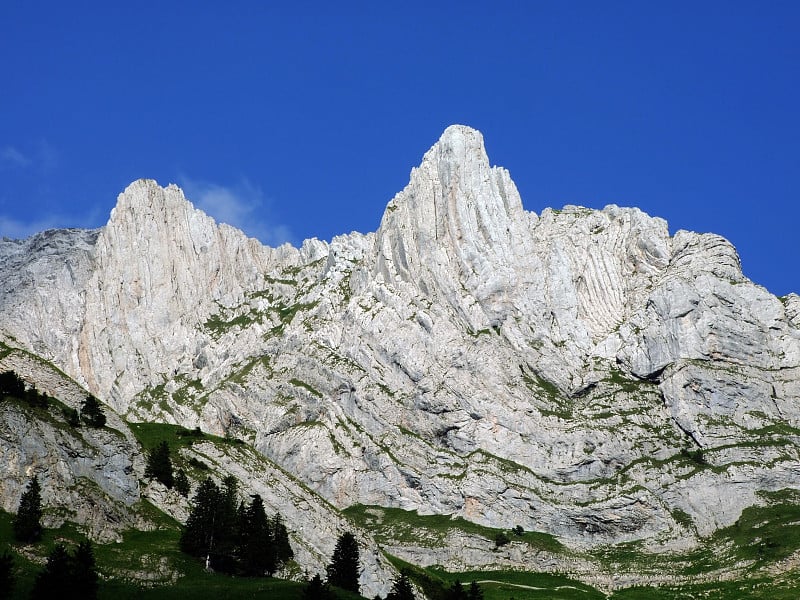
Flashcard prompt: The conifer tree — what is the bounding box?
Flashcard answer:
[0,550,14,599]
[174,468,191,497]
[272,512,294,568]
[303,573,333,600]
[31,543,71,599]
[72,540,99,599]
[180,477,222,563]
[446,580,468,600]
[145,440,174,488]
[81,395,106,427]
[386,570,415,600]
[240,494,274,576]
[467,581,483,600]
[0,370,25,399]
[326,531,360,593]
[13,476,43,543]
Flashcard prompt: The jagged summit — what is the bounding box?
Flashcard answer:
[1,126,799,592]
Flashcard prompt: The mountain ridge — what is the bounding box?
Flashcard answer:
[1,125,799,593]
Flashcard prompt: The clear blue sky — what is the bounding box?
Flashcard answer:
[1,2,797,295]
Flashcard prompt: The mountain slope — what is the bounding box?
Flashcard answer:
[1,125,799,589]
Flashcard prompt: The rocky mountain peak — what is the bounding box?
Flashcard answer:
[1,126,799,594]
[374,125,535,331]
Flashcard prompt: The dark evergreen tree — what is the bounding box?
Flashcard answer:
[13,476,43,543]
[145,440,174,488]
[240,494,274,576]
[446,580,468,600]
[31,543,71,599]
[63,406,80,427]
[24,386,49,409]
[0,370,25,399]
[467,581,483,600]
[81,395,106,427]
[326,531,360,593]
[386,569,415,600]
[213,476,240,572]
[72,540,99,600]
[174,468,191,497]
[303,573,333,600]
[180,477,223,564]
[0,550,14,599]
[272,512,294,568]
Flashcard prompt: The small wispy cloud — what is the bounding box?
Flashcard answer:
[0,146,32,168]
[1,140,58,171]
[178,176,294,247]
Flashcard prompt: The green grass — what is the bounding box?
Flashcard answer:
[289,378,323,397]
[344,505,563,553]
[385,554,604,600]
[0,507,358,600]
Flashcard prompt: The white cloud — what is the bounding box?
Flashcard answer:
[1,141,58,170]
[178,176,295,247]
[0,146,32,168]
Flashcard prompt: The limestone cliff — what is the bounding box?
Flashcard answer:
[1,125,798,587]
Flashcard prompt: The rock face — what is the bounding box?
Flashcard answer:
[1,125,799,582]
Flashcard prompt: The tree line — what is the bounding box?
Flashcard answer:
[0,369,106,427]
[179,475,294,576]
[2,477,100,599]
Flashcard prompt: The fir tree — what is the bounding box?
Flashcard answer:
[13,476,43,543]
[303,573,333,600]
[145,440,174,488]
[467,581,483,600]
[446,580,468,600]
[0,370,25,399]
[180,477,222,563]
[214,476,240,572]
[240,494,274,576]
[72,541,99,599]
[0,550,15,599]
[272,512,294,568]
[31,543,71,599]
[386,569,415,600]
[63,406,80,427]
[81,395,106,427]
[326,531,360,593]
[174,468,191,497]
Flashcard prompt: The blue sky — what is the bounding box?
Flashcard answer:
[1,2,797,295]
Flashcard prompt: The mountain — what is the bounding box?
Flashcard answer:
[1,125,799,595]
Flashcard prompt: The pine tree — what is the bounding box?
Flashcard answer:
[240,494,274,576]
[63,406,80,427]
[31,543,71,599]
[214,476,240,572]
[303,573,333,600]
[145,440,174,488]
[13,476,43,543]
[272,512,294,568]
[467,581,483,600]
[81,395,106,427]
[0,550,15,599]
[72,540,99,599]
[326,531,360,593]
[0,370,25,399]
[180,477,222,562]
[446,580,468,600]
[386,570,415,600]
[174,469,191,497]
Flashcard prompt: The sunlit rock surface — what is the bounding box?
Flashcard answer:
[1,125,798,588]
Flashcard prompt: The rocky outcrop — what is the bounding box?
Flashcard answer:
[1,125,798,585]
